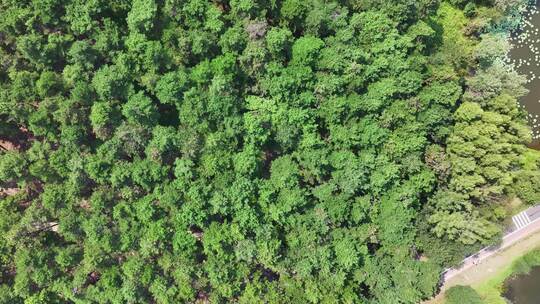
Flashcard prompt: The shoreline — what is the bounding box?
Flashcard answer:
[423,223,540,303]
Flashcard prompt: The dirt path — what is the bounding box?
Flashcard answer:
[424,218,540,303]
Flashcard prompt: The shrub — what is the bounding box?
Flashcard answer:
[445,285,484,304]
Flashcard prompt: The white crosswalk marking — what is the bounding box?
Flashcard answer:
[519,212,527,228]
[512,216,521,229]
[521,212,528,226]
[512,211,532,230]
[522,211,532,225]
[517,213,526,228]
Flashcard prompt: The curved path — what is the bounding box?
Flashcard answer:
[425,205,540,303]
[442,215,540,282]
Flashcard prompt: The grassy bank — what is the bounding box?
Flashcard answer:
[465,247,540,303]
[425,225,540,304]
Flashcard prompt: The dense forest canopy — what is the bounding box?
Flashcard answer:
[0,0,538,303]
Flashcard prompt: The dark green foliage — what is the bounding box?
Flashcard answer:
[445,285,484,304]
[0,0,533,303]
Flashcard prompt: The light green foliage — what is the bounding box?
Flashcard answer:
[90,101,118,140]
[122,92,159,126]
[435,2,477,72]
[127,0,157,34]
[512,149,540,204]
[291,36,324,66]
[474,33,511,67]
[265,27,293,57]
[92,64,131,100]
[155,71,189,105]
[425,1,534,247]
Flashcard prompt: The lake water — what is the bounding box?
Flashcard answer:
[508,0,540,144]
[502,266,540,303]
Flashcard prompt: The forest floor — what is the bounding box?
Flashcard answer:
[424,218,540,303]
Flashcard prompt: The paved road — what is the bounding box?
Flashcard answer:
[424,219,540,304]
[509,204,540,232]
[442,204,540,283]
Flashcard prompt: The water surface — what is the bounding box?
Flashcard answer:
[508,1,540,143]
[503,266,540,303]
